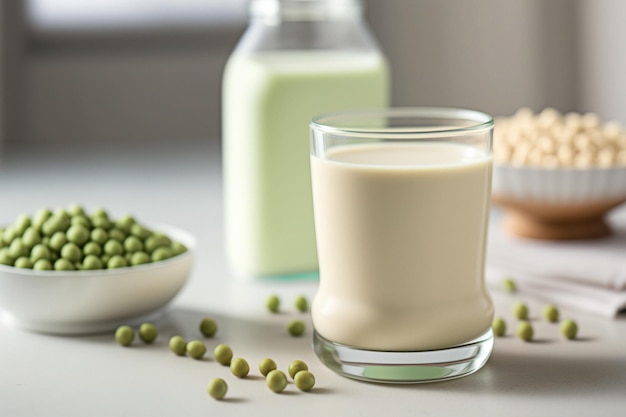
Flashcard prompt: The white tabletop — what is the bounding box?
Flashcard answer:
[1,142,625,417]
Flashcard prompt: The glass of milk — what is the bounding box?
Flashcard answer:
[309,108,495,383]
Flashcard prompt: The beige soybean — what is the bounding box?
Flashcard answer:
[494,108,626,168]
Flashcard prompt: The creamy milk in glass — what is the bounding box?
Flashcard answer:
[311,142,494,351]
[223,51,388,277]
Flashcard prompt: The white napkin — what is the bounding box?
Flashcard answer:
[486,211,626,318]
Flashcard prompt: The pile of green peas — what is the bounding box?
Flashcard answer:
[0,205,187,271]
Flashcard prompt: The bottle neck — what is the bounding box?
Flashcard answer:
[249,0,364,22]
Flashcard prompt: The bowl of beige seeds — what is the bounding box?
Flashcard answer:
[492,107,626,239]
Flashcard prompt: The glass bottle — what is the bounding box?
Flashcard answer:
[222,0,389,278]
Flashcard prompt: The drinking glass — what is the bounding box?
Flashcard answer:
[309,108,494,383]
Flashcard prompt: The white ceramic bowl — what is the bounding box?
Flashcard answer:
[492,164,626,239]
[0,223,195,335]
[493,163,626,204]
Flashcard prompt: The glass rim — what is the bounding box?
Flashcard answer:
[310,107,494,139]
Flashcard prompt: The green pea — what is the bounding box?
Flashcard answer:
[74,262,83,271]
[229,357,250,378]
[90,228,109,245]
[101,254,111,265]
[560,319,578,340]
[288,320,305,337]
[60,242,82,262]
[266,370,288,393]
[30,244,52,263]
[33,208,53,231]
[71,215,91,228]
[503,277,517,293]
[9,239,29,258]
[288,360,309,379]
[91,208,109,219]
[207,378,227,400]
[104,240,124,256]
[169,336,187,356]
[213,344,233,366]
[108,228,127,242]
[266,295,280,313]
[130,251,150,266]
[116,215,136,233]
[516,321,533,342]
[115,325,134,347]
[67,204,85,217]
[50,252,58,262]
[2,227,16,245]
[138,323,158,344]
[542,305,559,323]
[66,224,90,246]
[83,242,102,257]
[53,208,70,222]
[33,259,53,270]
[145,235,171,254]
[294,295,308,312]
[21,227,41,249]
[130,223,152,240]
[48,231,68,252]
[151,247,173,262]
[0,248,14,266]
[54,258,74,271]
[294,370,315,391]
[199,318,218,337]
[91,216,112,230]
[14,257,33,269]
[42,215,70,236]
[82,255,103,270]
[123,236,143,253]
[492,317,507,337]
[258,358,277,377]
[125,253,133,264]
[13,214,31,235]
[513,302,529,320]
[107,255,127,269]
[171,242,187,256]
[186,340,206,360]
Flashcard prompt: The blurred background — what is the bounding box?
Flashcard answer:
[1,0,625,154]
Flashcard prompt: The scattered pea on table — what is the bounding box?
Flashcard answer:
[115,325,134,347]
[230,358,250,378]
[207,378,228,400]
[294,371,316,392]
[187,340,207,360]
[138,323,158,344]
[213,344,233,366]
[266,370,288,393]
[288,360,309,379]
[199,318,218,337]
[169,336,187,356]
[258,358,277,377]
[288,320,305,337]
[266,295,280,313]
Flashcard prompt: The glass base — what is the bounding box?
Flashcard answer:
[313,329,494,384]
